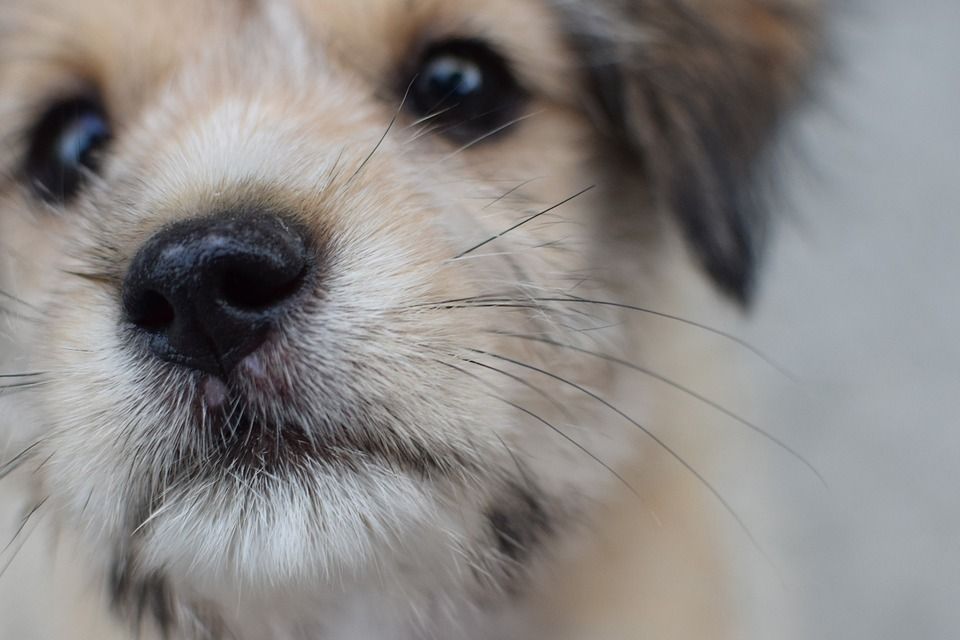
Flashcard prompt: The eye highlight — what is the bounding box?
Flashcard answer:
[24,96,111,204]
[407,39,527,142]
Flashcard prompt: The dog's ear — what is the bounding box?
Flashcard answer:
[565,0,821,303]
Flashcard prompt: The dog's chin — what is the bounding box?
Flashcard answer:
[129,462,449,588]
[105,396,483,587]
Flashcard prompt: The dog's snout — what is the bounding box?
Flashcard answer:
[122,211,309,376]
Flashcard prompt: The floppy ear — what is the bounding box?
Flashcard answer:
[565,0,822,303]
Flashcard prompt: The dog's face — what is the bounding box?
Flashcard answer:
[0,0,818,635]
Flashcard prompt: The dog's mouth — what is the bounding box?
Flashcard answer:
[193,384,336,472]
[156,345,469,482]
[190,381,457,477]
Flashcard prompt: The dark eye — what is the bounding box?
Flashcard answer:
[408,39,527,142]
[24,96,111,204]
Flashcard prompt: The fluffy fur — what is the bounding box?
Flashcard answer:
[0,0,820,638]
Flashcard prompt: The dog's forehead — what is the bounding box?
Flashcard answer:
[1,0,575,103]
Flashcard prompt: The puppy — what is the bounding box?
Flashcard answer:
[0,0,820,638]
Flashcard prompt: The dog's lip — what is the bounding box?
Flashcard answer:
[175,348,467,477]
[183,391,463,477]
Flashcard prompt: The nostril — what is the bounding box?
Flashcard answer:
[220,263,306,312]
[128,289,176,333]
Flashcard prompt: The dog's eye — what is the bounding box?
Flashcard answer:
[408,39,526,141]
[25,97,111,204]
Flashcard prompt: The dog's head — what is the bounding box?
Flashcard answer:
[0,0,818,633]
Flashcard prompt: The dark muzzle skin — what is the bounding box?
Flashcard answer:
[122,211,310,376]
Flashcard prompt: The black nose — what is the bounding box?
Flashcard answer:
[122,212,309,376]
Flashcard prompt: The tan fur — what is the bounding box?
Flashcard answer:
[0,1,820,638]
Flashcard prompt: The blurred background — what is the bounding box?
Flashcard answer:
[731,0,960,637]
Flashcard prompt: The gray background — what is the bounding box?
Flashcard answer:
[738,1,960,637]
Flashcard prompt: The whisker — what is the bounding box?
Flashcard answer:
[481,177,541,211]
[435,111,544,163]
[1,496,48,556]
[0,372,47,379]
[471,349,768,556]
[410,301,601,326]
[404,119,450,145]
[0,496,49,581]
[0,303,38,323]
[60,269,116,288]
[409,104,535,147]
[79,489,95,518]
[491,431,535,493]
[0,289,41,314]
[458,358,575,422]
[0,381,49,393]
[323,146,348,187]
[402,104,457,131]
[552,295,795,378]
[495,333,825,486]
[496,397,647,504]
[437,359,652,513]
[347,75,417,184]
[0,441,45,481]
[453,185,596,259]
[32,451,56,475]
[131,492,179,536]
[421,294,793,378]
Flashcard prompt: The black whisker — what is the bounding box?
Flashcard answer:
[420,293,793,378]
[0,441,44,482]
[495,333,825,486]
[437,359,647,506]
[549,295,795,378]
[1,496,48,556]
[459,358,575,423]
[454,185,596,259]
[347,75,417,184]
[0,496,48,581]
[0,381,48,393]
[496,397,646,502]
[482,178,540,211]
[32,451,56,475]
[471,349,768,557]
[409,301,613,328]
[0,372,47,379]
[79,489,95,518]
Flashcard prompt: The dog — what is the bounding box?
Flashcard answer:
[0,0,821,638]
